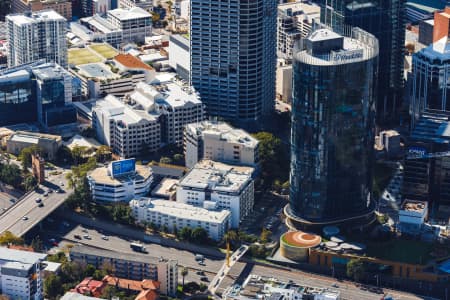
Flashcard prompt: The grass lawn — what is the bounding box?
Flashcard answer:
[366,239,434,265]
[68,48,101,65]
[90,44,118,59]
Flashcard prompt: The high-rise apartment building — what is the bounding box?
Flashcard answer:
[189,0,277,122]
[315,0,405,122]
[6,10,67,68]
[286,27,379,231]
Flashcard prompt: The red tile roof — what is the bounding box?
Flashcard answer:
[136,289,159,300]
[71,278,106,297]
[114,53,153,71]
[103,275,160,291]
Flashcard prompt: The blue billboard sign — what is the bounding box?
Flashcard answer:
[111,158,136,177]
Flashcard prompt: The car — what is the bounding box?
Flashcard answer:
[43,192,48,197]
[83,234,91,239]
[48,189,53,193]
[331,283,339,288]
[59,181,64,186]
[196,270,204,275]
[101,235,109,240]
[221,272,225,276]
[200,276,209,282]
[82,229,88,233]
[198,261,205,266]
[35,198,42,203]
[9,198,15,203]
[38,203,44,207]
[63,221,70,227]
[74,234,82,239]
[22,216,28,221]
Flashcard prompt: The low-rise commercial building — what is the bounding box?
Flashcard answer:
[177,160,254,228]
[93,95,161,158]
[11,0,72,21]
[151,178,178,200]
[88,159,153,202]
[71,7,152,48]
[70,244,177,296]
[6,131,62,160]
[0,247,47,300]
[399,199,428,233]
[184,121,258,169]
[130,197,231,240]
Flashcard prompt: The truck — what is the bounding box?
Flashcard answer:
[130,242,146,253]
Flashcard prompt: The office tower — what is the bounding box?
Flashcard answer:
[315,0,405,122]
[277,1,320,59]
[190,0,277,122]
[0,64,35,125]
[0,61,75,127]
[6,10,67,68]
[286,27,378,231]
[32,63,76,128]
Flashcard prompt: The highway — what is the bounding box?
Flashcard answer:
[0,169,70,237]
[45,219,424,300]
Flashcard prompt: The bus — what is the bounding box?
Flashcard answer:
[130,242,146,253]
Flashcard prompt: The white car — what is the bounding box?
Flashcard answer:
[101,235,109,241]
[22,216,28,221]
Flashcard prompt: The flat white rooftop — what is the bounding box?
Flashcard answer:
[131,198,230,223]
[0,247,47,264]
[7,10,66,26]
[108,7,151,21]
[180,160,253,193]
[186,121,258,148]
[88,164,151,186]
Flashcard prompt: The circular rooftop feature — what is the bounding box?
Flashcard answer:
[280,231,321,262]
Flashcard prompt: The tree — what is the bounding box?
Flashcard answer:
[31,236,44,252]
[23,174,37,191]
[151,11,160,22]
[159,156,173,164]
[173,153,184,165]
[84,264,96,277]
[181,267,189,289]
[252,132,289,187]
[56,145,73,164]
[260,228,272,244]
[93,269,107,280]
[0,231,24,245]
[18,145,42,170]
[346,259,366,282]
[178,227,192,241]
[0,164,21,188]
[191,227,208,243]
[44,274,62,299]
[71,145,89,166]
[96,145,112,162]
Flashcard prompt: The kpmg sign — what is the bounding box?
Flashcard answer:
[407,146,427,157]
[330,49,364,62]
[111,158,136,177]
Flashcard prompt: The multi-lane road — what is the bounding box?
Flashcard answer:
[45,220,424,300]
[0,169,70,236]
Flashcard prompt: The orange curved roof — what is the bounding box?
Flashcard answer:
[282,231,321,248]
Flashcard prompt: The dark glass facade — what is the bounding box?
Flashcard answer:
[287,28,378,229]
[315,0,405,122]
[0,71,36,126]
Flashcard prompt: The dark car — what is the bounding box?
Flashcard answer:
[74,234,82,239]
[200,276,209,282]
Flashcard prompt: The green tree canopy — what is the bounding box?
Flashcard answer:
[0,231,24,245]
[191,227,208,243]
[18,145,42,170]
[346,259,366,282]
[44,274,62,299]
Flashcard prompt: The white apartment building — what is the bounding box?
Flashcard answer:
[130,197,231,240]
[93,95,160,158]
[177,160,254,228]
[277,1,320,59]
[157,258,178,296]
[0,247,47,300]
[126,81,204,146]
[168,35,190,81]
[7,10,67,67]
[119,0,152,11]
[184,121,258,169]
[87,160,153,202]
[74,7,151,47]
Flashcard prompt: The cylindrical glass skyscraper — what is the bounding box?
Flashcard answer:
[286,27,379,231]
